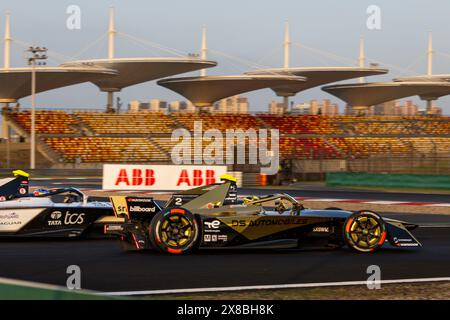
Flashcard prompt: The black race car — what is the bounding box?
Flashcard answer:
[104,175,421,254]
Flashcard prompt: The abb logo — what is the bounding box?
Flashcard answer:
[177,169,216,186]
[114,168,217,187]
[104,164,227,190]
[115,169,155,186]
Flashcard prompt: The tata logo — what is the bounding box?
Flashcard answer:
[47,211,62,226]
[48,211,63,226]
[51,211,62,219]
[204,220,220,229]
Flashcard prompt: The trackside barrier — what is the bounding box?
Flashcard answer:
[326,172,450,190]
[0,277,115,300]
[102,164,227,190]
[259,174,267,186]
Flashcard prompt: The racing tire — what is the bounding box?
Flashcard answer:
[149,207,199,254]
[343,210,387,253]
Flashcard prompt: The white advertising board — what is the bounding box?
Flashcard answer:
[102,164,228,190]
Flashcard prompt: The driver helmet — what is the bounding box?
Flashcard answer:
[33,188,50,196]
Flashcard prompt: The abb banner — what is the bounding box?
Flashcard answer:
[102,164,228,190]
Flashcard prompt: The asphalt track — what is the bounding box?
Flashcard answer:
[0,213,449,293]
[0,179,448,293]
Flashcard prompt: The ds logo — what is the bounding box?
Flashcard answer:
[204,220,220,229]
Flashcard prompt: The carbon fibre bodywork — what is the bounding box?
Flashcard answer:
[105,179,421,253]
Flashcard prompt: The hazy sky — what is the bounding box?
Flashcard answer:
[2,0,450,113]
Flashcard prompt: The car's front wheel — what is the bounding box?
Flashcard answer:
[149,207,199,254]
[343,210,387,253]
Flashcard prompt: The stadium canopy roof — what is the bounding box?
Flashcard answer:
[60,58,217,92]
[322,81,450,107]
[157,75,307,107]
[0,67,117,103]
[245,67,388,97]
[393,75,450,82]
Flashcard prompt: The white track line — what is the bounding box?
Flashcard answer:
[303,198,349,202]
[420,223,450,228]
[0,276,66,291]
[102,277,450,296]
[364,201,407,205]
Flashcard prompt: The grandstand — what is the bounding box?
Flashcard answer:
[74,112,177,134]
[2,109,450,172]
[45,137,168,163]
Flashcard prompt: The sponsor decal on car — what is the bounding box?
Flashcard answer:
[397,243,419,247]
[0,221,21,226]
[105,225,124,232]
[64,213,85,225]
[48,211,85,226]
[204,220,220,229]
[0,209,43,232]
[312,226,330,233]
[127,198,154,203]
[51,211,62,219]
[0,212,19,220]
[129,205,156,213]
[231,218,307,227]
[48,211,63,226]
[203,233,228,243]
[0,212,21,226]
[203,220,222,233]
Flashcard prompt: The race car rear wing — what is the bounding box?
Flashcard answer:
[165,174,238,209]
[0,170,29,201]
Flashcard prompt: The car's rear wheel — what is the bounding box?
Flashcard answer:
[343,210,387,253]
[149,207,199,254]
